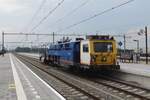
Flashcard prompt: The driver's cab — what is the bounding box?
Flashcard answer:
[80,35,117,67]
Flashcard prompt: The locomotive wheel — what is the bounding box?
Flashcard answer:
[44,58,49,64]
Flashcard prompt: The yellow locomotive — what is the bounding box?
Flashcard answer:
[80,35,120,70]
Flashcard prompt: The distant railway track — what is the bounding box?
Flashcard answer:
[15,54,150,100]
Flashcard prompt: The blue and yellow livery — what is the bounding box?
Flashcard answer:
[40,35,120,70]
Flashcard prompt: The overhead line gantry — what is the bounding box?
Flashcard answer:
[1,32,86,51]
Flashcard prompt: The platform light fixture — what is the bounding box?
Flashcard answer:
[133,40,139,53]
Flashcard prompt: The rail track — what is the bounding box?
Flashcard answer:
[15,54,120,100]
[15,53,150,100]
[90,77,150,100]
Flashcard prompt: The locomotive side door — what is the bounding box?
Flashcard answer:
[80,40,91,66]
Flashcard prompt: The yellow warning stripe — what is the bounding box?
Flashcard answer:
[8,84,16,89]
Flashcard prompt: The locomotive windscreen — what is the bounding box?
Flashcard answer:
[94,42,113,52]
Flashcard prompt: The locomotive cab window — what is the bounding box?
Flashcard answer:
[94,42,113,52]
[83,44,89,52]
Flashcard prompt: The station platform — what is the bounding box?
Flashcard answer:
[120,62,150,77]
[0,53,65,100]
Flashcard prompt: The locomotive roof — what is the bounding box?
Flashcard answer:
[50,35,115,46]
[86,35,114,40]
[49,40,80,46]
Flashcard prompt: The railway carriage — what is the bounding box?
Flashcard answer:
[40,35,120,70]
[47,42,80,67]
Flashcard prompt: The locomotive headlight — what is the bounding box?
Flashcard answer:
[103,57,106,61]
[91,55,96,62]
[101,56,107,62]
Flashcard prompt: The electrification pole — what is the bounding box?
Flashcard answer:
[145,26,148,64]
[2,32,4,52]
[124,34,126,54]
[123,34,126,62]
[137,40,139,53]
[53,32,55,43]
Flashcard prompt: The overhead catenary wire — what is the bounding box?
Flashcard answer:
[30,0,65,33]
[23,0,47,32]
[57,0,135,32]
[51,0,90,26]
[20,0,47,44]
[38,0,90,41]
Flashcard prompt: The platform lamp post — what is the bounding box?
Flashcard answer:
[137,26,148,64]
[133,40,139,53]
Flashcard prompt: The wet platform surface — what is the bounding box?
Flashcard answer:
[0,54,17,100]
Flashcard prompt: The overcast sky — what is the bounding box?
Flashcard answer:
[0,0,150,51]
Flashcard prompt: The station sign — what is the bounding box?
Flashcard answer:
[118,41,123,47]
